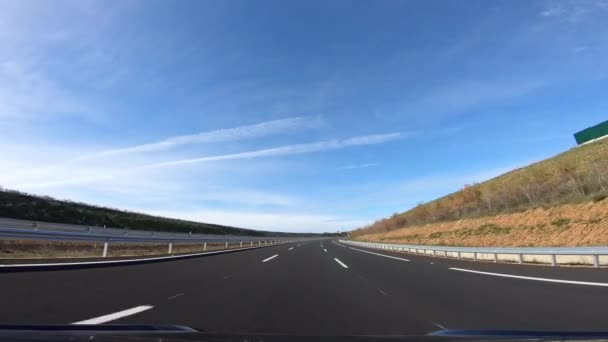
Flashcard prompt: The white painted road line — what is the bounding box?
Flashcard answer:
[168,293,184,300]
[334,258,349,269]
[323,248,328,252]
[450,267,608,287]
[347,246,410,262]
[431,321,447,330]
[262,254,279,263]
[73,305,154,324]
[331,241,346,248]
[288,247,294,250]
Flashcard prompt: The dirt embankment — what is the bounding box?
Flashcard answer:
[354,199,608,247]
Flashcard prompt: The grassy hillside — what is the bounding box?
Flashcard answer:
[354,200,608,247]
[0,189,306,237]
[353,138,608,238]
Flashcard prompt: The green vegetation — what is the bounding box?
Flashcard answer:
[551,218,571,228]
[353,138,608,237]
[0,189,316,237]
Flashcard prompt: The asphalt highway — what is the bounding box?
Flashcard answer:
[1,240,608,335]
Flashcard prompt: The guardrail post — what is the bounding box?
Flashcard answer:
[102,242,109,257]
[493,253,497,263]
[518,254,523,264]
[240,241,243,248]
[203,242,207,251]
[168,242,173,255]
[250,241,253,246]
[551,254,557,266]
[594,254,600,268]
[225,241,228,249]
[474,252,477,260]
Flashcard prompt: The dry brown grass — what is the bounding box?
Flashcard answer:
[0,240,245,260]
[353,138,608,238]
[354,198,608,247]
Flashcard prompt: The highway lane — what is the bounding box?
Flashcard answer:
[328,241,608,331]
[1,239,608,334]
[0,243,295,324]
[119,240,435,334]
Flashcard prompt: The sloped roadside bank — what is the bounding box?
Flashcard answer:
[354,199,608,247]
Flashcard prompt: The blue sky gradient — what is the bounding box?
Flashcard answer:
[1,0,607,232]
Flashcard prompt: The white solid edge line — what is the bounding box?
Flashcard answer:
[431,321,447,330]
[334,258,349,268]
[342,244,410,262]
[450,267,608,287]
[0,244,268,268]
[331,241,346,248]
[73,305,154,325]
[262,254,279,262]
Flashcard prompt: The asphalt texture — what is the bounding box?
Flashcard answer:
[2,239,608,335]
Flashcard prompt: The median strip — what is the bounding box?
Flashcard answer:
[450,267,608,287]
[262,254,279,263]
[334,258,348,268]
[0,244,274,272]
[73,305,153,324]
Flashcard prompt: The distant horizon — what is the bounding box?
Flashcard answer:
[1,0,607,232]
[0,186,338,235]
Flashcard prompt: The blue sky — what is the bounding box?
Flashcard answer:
[1,0,607,232]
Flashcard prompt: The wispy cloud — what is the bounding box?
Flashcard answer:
[418,80,546,115]
[0,60,92,122]
[6,116,324,188]
[151,133,403,168]
[540,4,565,17]
[85,116,324,158]
[13,132,405,189]
[338,163,378,170]
[191,190,297,208]
[539,0,608,22]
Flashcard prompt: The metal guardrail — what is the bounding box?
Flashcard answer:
[0,217,292,242]
[340,240,608,268]
[0,217,298,257]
